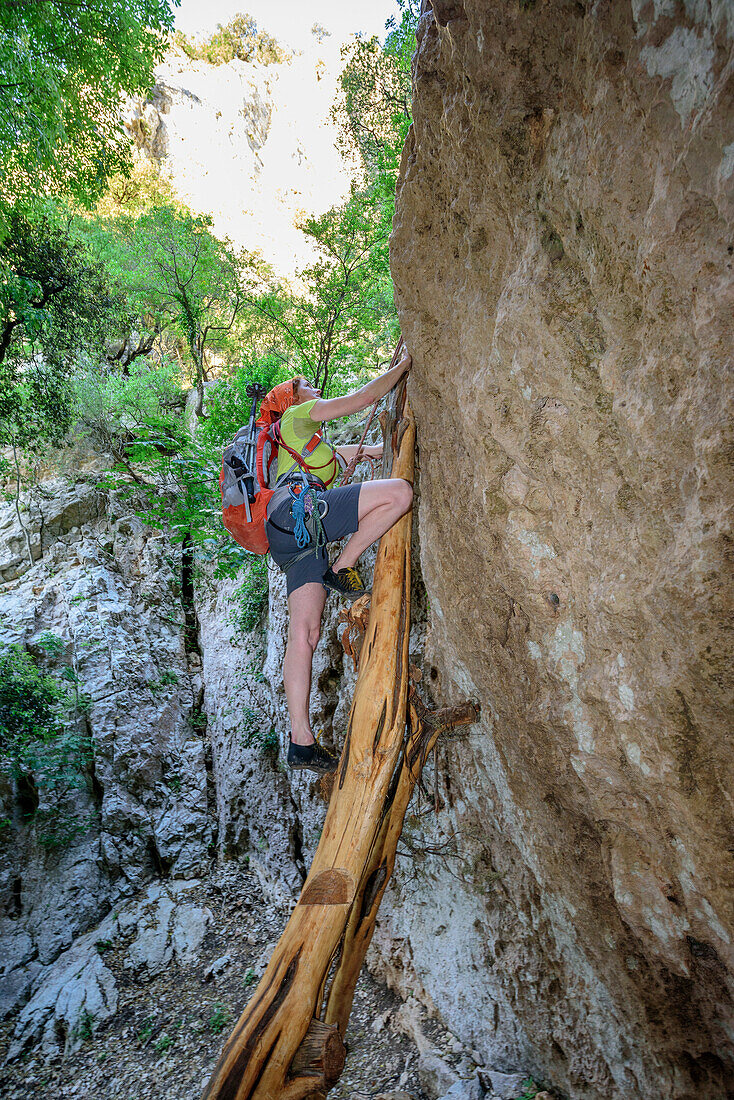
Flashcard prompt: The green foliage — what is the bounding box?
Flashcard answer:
[0,645,67,756]
[0,0,177,207]
[515,1080,541,1100]
[24,3,418,573]
[334,0,418,184]
[153,1032,173,1053]
[243,967,256,986]
[137,1017,155,1045]
[36,632,66,659]
[0,643,94,847]
[148,669,179,692]
[229,560,269,635]
[73,356,186,467]
[96,160,177,220]
[174,13,287,66]
[72,1009,95,1043]
[248,184,398,392]
[0,207,126,447]
[200,354,288,443]
[91,204,260,411]
[89,357,287,583]
[207,1004,231,1034]
[248,0,419,394]
[36,809,96,851]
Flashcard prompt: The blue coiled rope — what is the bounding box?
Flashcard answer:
[289,484,326,550]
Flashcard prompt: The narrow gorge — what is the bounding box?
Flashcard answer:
[1,3,732,1100]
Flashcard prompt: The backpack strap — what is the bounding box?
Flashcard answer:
[272,420,339,486]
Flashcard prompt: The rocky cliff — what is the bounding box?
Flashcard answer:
[0,447,440,1100]
[387,1,733,1097]
[2,4,733,1099]
[128,45,355,276]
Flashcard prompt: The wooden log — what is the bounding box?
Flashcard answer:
[290,1019,346,1085]
[200,392,415,1100]
[323,691,479,1035]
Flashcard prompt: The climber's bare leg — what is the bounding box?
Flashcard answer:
[283,481,412,742]
[283,582,326,747]
[333,478,413,571]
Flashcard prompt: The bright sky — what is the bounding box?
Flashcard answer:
[175,0,402,50]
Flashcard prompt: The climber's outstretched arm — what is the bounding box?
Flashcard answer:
[308,353,411,422]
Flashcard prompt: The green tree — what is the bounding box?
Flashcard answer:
[0,645,66,757]
[72,357,186,484]
[0,642,93,848]
[0,207,125,447]
[0,0,177,207]
[99,205,258,416]
[77,353,288,576]
[174,12,286,66]
[334,0,418,185]
[248,186,397,393]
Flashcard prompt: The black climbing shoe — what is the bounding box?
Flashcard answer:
[322,565,367,600]
[287,738,339,774]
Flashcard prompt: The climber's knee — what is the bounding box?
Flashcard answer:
[395,479,413,515]
[289,620,321,654]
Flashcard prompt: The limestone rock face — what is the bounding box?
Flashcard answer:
[7,880,212,1060]
[0,472,211,1023]
[128,47,355,276]
[194,543,362,901]
[389,1,733,1097]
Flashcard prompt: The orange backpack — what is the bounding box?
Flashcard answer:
[220,383,336,554]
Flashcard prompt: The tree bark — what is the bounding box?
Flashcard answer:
[323,692,478,1035]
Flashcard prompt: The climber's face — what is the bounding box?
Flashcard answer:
[295,379,321,403]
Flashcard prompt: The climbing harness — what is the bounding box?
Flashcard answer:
[272,419,340,489]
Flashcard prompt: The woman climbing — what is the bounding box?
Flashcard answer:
[263,352,413,774]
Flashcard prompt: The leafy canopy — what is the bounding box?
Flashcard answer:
[248,185,397,392]
[334,0,418,187]
[0,207,126,447]
[93,204,261,413]
[0,0,178,207]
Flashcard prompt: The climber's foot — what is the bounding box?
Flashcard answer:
[322,565,368,600]
[287,738,339,774]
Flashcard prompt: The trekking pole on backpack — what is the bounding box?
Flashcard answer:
[238,382,267,520]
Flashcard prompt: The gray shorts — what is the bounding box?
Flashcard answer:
[266,483,362,595]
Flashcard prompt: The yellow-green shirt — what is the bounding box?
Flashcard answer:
[276,399,340,487]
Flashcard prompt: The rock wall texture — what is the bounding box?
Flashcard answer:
[388,1,733,1097]
[0,466,213,1053]
[0,448,375,1073]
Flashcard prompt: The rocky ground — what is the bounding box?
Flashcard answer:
[0,860,534,1100]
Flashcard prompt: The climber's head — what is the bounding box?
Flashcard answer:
[292,377,321,403]
[257,379,298,424]
[257,377,321,424]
